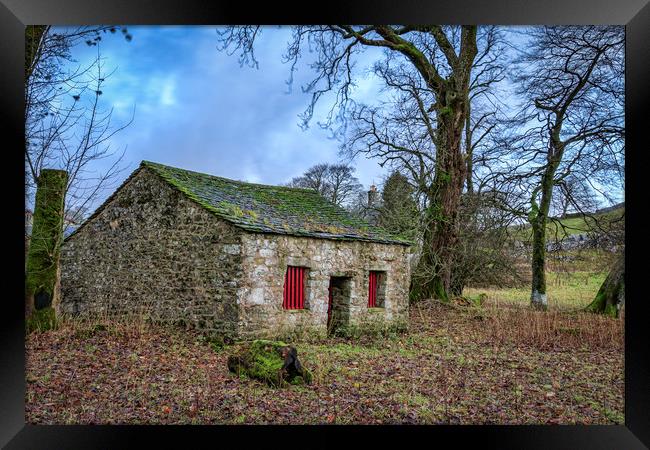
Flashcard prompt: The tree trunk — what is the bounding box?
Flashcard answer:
[411,97,468,302]
[402,26,477,303]
[586,249,624,317]
[529,156,559,310]
[530,217,548,309]
[25,169,68,318]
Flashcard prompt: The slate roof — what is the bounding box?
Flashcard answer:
[141,161,411,246]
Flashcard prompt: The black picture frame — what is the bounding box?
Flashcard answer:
[1,1,648,448]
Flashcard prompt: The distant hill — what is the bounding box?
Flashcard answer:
[510,202,624,240]
[558,202,625,220]
[551,203,624,236]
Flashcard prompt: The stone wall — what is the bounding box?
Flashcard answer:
[60,167,243,336]
[237,233,411,338]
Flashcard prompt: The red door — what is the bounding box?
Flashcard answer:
[327,279,333,329]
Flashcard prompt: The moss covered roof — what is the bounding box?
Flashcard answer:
[142,161,410,246]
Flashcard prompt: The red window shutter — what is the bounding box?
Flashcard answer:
[289,267,294,309]
[283,266,305,309]
[286,267,290,309]
[291,267,296,309]
[369,271,382,307]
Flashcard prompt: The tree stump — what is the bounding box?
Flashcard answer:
[227,340,312,387]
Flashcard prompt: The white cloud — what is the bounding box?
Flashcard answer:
[159,76,177,106]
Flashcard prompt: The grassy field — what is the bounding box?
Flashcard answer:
[463,246,616,310]
[465,271,606,310]
[509,205,624,240]
[26,281,623,424]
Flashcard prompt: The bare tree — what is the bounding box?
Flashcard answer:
[287,163,329,197]
[218,25,480,302]
[507,26,624,309]
[338,26,509,299]
[551,173,600,219]
[25,25,134,225]
[463,26,508,194]
[287,163,364,207]
[327,164,365,206]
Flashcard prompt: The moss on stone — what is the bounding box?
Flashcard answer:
[141,161,412,246]
[244,209,258,220]
[246,340,286,382]
[227,339,312,387]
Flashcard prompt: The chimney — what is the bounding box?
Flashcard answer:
[368,185,378,207]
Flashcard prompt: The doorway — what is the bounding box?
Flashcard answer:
[327,277,351,335]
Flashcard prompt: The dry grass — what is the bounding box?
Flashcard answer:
[461,257,622,350]
[26,297,624,425]
[481,303,622,351]
[412,300,623,352]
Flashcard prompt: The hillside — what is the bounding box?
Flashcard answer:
[509,204,624,241]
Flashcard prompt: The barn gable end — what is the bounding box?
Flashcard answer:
[60,166,244,336]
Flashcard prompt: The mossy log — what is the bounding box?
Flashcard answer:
[227,340,312,387]
[586,249,624,318]
[25,169,68,318]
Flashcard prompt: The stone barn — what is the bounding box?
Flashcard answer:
[60,161,412,338]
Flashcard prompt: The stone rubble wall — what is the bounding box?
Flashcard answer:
[545,232,622,252]
[60,168,243,336]
[237,233,411,338]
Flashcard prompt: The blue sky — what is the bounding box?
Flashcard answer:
[61,26,389,212]
[57,26,623,215]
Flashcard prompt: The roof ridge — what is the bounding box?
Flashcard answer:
[141,160,411,245]
[140,160,318,193]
